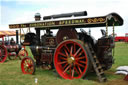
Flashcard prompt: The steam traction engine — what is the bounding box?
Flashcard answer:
[0,31,28,63]
[9,11,123,82]
[0,31,20,63]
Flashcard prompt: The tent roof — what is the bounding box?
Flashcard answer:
[0,31,16,36]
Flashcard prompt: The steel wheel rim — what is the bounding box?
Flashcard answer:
[0,46,8,63]
[54,40,88,79]
[21,57,35,74]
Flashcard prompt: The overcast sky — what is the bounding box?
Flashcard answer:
[0,0,128,39]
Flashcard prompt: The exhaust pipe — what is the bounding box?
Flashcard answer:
[16,30,19,44]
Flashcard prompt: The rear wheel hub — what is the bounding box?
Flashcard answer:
[67,57,75,64]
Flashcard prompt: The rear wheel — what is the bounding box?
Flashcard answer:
[0,45,8,63]
[54,39,89,79]
[21,57,35,74]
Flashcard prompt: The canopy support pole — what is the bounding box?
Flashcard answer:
[113,23,115,38]
[29,27,30,32]
[20,28,21,44]
[106,22,108,37]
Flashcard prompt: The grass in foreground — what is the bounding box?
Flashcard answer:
[0,42,128,85]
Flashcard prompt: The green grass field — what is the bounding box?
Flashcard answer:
[0,42,128,85]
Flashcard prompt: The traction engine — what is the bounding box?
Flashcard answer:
[9,11,123,82]
[0,31,28,63]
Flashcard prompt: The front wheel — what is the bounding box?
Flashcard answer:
[8,52,17,60]
[0,45,8,63]
[21,56,35,74]
[54,39,90,79]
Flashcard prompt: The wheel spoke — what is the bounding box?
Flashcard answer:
[75,56,85,60]
[70,46,73,56]
[63,63,68,69]
[72,67,75,78]
[30,60,32,64]
[64,44,70,52]
[58,61,67,65]
[74,66,80,75]
[28,69,32,73]
[63,65,71,74]
[77,65,82,74]
[75,62,85,68]
[26,60,30,66]
[60,57,67,61]
[74,48,81,57]
[25,59,31,67]
[64,49,69,57]
[79,60,87,64]
[26,68,29,72]
[23,63,27,66]
[76,51,84,57]
[58,52,67,57]
[30,66,33,70]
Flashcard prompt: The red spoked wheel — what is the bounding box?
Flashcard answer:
[18,49,28,60]
[54,39,89,79]
[8,52,17,60]
[0,45,8,63]
[21,57,35,74]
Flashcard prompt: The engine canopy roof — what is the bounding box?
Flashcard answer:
[9,13,123,29]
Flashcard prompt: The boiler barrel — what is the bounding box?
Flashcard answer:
[30,46,55,56]
[43,11,87,20]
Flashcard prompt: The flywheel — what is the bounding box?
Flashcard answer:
[56,28,77,44]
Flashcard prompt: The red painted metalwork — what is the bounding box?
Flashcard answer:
[18,49,28,60]
[115,33,128,42]
[18,46,28,60]
[54,40,89,79]
[8,52,17,60]
[21,57,35,74]
[115,36,125,42]
[0,31,22,62]
[0,45,8,63]
[124,75,128,81]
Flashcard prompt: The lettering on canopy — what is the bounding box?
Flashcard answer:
[9,17,106,28]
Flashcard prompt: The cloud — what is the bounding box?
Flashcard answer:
[1,0,127,38]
